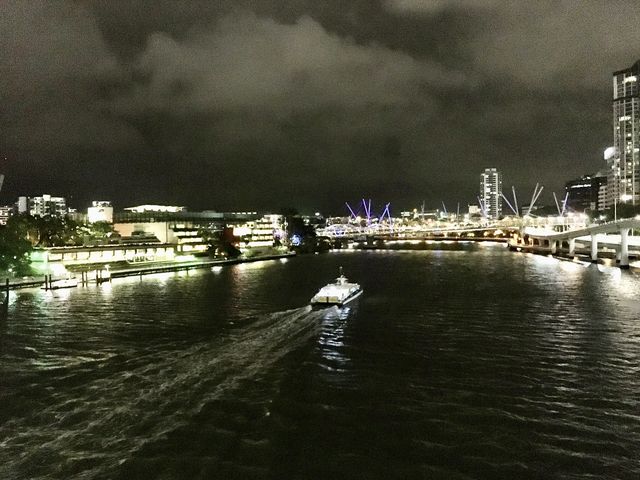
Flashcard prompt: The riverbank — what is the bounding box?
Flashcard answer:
[1,252,296,290]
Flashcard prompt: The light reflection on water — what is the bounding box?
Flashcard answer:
[1,248,640,479]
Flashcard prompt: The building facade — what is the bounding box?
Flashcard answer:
[480,168,502,219]
[0,205,11,225]
[87,201,114,223]
[564,174,606,213]
[17,194,67,217]
[231,214,286,248]
[112,210,283,253]
[608,60,640,206]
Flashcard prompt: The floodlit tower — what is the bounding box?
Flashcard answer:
[480,168,502,219]
[608,60,640,206]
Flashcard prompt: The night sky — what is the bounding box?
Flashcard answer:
[1,1,638,214]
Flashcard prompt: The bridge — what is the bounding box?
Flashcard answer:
[316,223,515,246]
[513,218,640,268]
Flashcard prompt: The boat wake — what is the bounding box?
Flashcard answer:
[0,306,326,480]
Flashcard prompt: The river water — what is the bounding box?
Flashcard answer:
[1,245,640,479]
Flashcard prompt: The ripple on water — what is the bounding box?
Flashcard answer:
[1,249,640,479]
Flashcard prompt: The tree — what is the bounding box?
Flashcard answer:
[0,221,33,275]
[6,214,41,246]
[82,221,115,245]
[219,227,242,258]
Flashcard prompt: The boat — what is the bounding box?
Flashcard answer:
[310,267,363,307]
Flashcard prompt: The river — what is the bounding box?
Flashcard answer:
[1,244,640,479]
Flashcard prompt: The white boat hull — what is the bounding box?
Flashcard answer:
[310,269,363,308]
[311,287,363,307]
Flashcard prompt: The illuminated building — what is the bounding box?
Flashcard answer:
[0,205,11,225]
[113,221,209,254]
[232,214,285,248]
[112,210,281,253]
[608,60,640,206]
[480,168,502,219]
[87,201,114,223]
[123,205,186,213]
[17,194,67,217]
[30,244,177,272]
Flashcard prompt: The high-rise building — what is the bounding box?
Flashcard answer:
[564,174,606,213]
[480,168,502,219]
[594,169,609,212]
[608,60,640,206]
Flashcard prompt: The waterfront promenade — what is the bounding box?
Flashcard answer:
[1,252,295,291]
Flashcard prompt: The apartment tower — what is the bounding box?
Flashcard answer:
[608,60,640,206]
[480,168,502,219]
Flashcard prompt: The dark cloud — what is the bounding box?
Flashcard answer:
[0,1,141,150]
[0,1,635,213]
[387,0,640,88]
[117,13,461,113]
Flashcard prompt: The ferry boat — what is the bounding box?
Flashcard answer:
[310,267,363,307]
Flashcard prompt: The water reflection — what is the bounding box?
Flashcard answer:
[315,304,358,374]
[2,248,640,480]
[99,281,113,298]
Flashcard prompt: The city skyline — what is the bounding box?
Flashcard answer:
[1,1,639,212]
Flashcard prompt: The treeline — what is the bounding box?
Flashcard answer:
[0,214,114,274]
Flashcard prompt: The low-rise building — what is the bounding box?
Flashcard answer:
[113,221,208,254]
[88,201,114,223]
[113,209,284,253]
[0,205,11,225]
[30,243,177,273]
[123,205,186,213]
[17,194,67,217]
[231,214,285,248]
